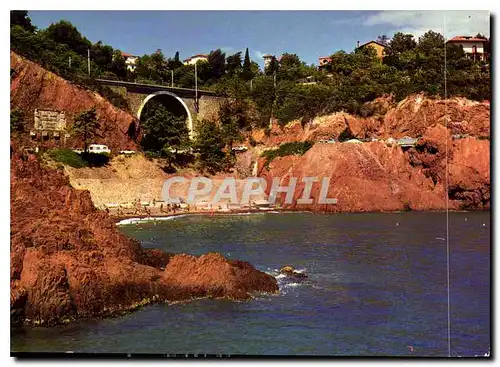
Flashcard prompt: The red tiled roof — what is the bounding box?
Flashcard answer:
[263,54,274,58]
[121,52,135,57]
[318,56,332,60]
[448,36,487,43]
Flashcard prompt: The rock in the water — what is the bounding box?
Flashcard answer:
[279,265,307,279]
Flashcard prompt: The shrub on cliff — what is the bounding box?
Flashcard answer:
[10,108,25,132]
[261,141,314,167]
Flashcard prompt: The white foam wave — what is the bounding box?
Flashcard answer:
[116,215,187,226]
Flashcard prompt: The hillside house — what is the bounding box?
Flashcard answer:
[121,52,138,72]
[447,36,489,61]
[356,40,387,60]
[183,54,209,65]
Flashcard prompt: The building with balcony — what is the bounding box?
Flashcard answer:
[447,36,489,61]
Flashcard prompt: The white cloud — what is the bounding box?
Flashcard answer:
[253,50,266,60]
[362,10,490,39]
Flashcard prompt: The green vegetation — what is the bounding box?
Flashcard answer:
[72,107,99,153]
[261,141,314,167]
[140,105,191,169]
[10,108,25,132]
[47,148,111,168]
[47,148,88,168]
[193,119,227,174]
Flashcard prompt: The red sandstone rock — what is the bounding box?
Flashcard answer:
[10,51,138,152]
[259,121,489,212]
[10,152,278,326]
[260,142,446,212]
[251,94,490,146]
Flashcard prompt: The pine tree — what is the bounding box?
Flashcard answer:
[242,48,253,81]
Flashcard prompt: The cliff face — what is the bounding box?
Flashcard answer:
[252,95,490,212]
[10,51,138,152]
[252,94,490,146]
[11,152,278,326]
[258,123,489,212]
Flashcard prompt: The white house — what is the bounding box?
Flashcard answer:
[122,52,139,72]
[183,54,209,65]
[447,36,488,61]
[263,54,274,69]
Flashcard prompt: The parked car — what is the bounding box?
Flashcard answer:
[232,145,248,152]
[88,144,111,154]
[72,148,84,154]
[119,150,136,155]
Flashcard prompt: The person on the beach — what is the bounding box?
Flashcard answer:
[160,203,163,212]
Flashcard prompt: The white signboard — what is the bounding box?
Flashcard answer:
[34,109,66,131]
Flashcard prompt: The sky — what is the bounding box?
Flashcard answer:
[28,10,490,68]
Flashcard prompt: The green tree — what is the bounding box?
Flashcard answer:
[250,61,261,77]
[277,53,306,81]
[135,50,168,83]
[193,119,226,174]
[250,75,275,127]
[208,49,226,80]
[73,107,99,153]
[226,51,242,75]
[43,20,92,56]
[140,105,190,166]
[10,108,25,132]
[173,51,183,68]
[91,41,114,74]
[10,10,35,32]
[265,56,279,76]
[383,32,417,69]
[417,30,445,55]
[242,47,253,81]
[110,50,127,79]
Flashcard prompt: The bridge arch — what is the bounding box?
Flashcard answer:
[137,91,194,139]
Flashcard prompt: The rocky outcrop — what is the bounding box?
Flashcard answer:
[10,152,278,326]
[252,94,490,146]
[258,121,489,212]
[248,94,490,212]
[10,51,138,152]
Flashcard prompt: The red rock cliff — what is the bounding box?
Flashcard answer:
[254,95,490,212]
[10,51,138,152]
[10,152,278,326]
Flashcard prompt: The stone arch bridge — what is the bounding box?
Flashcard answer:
[96,79,223,138]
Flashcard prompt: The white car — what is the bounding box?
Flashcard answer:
[232,146,248,152]
[88,144,111,154]
[119,150,136,155]
[72,148,84,154]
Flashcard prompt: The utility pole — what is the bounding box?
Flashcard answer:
[87,49,91,76]
[69,56,71,69]
[250,79,253,91]
[171,70,174,87]
[271,71,277,128]
[194,62,198,112]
